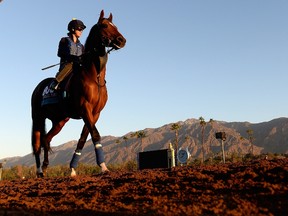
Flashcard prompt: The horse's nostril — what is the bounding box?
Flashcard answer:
[117,36,123,42]
[117,36,126,46]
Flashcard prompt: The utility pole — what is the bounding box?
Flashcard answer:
[220,139,225,164]
[0,162,3,181]
[215,132,227,164]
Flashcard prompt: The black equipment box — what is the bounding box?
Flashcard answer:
[138,149,173,170]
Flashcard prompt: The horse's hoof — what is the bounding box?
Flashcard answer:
[101,169,110,175]
[37,172,44,178]
[71,168,77,177]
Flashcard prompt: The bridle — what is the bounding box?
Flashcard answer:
[97,20,120,54]
[86,19,123,87]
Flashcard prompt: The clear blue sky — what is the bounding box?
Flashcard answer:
[0,0,287,159]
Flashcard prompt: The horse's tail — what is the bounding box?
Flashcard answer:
[31,78,53,155]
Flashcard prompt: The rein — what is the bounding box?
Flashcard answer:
[107,47,114,54]
[95,22,117,54]
[83,20,119,88]
[91,49,108,88]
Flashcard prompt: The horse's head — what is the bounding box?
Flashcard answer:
[97,10,126,50]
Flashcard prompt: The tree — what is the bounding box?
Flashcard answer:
[0,163,3,181]
[206,118,214,156]
[238,136,245,156]
[123,136,128,148]
[199,117,206,163]
[246,129,254,155]
[171,123,181,165]
[208,118,214,126]
[131,130,147,152]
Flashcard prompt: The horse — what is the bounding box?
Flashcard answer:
[31,10,126,177]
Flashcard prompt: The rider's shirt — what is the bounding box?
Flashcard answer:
[57,36,84,64]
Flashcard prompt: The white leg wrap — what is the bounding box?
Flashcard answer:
[75,151,82,155]
[37,167,43,173]
[95,144,102,148]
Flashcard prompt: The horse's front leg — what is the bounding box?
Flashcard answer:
[92,126,108,172]
[42,118,70,175]
[83,113,109,173]
[70,125,89,177]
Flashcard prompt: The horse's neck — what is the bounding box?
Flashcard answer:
[81,50,107,83]
[83,33,108,80]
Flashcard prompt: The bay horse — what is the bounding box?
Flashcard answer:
[31,10,126,177]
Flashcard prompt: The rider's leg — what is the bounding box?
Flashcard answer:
[51,62,73,90]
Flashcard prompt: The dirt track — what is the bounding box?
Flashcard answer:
[0,158,287,216]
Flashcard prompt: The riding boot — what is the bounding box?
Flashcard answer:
[50,80,59,90]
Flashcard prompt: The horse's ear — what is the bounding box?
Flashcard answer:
[108,13,113,22]
[98,10,104,22]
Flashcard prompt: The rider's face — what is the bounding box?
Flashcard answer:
[74,29,83,38]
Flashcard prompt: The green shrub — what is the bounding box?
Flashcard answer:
[1,154,286,181]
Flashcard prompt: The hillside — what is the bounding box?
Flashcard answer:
[2,117,288,168]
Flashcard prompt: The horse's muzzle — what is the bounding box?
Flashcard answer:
[114,36,126,49]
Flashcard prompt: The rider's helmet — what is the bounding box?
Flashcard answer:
[68,19,86,32]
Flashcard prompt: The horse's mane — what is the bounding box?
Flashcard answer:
[84,24,100,53]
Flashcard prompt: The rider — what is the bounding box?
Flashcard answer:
[51,19,86,90]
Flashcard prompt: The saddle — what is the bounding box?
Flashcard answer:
[41,62,84,107]
[41,74,72,107]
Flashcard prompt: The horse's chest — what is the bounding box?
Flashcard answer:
[88,86,108,109]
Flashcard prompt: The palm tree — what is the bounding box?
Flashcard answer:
[199,116,206,163]
[246,129,254,155]
[171,123,181,165]
[123,136,128,148]
[208,118,214,125]
[239,136,244,157]
[131,130,147,152]
[207,118,214,156]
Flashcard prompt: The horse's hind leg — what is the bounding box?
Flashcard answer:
[42,118,70,175]
[32,120,45,177]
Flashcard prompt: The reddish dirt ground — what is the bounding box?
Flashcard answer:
[0,158,287,216]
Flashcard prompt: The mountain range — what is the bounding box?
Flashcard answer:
[2,117,288,168]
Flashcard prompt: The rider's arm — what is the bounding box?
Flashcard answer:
[57,37,70,61]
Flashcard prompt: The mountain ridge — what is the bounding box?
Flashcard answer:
[2,117,287,168]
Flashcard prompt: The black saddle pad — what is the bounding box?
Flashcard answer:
[41,81,65,106]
